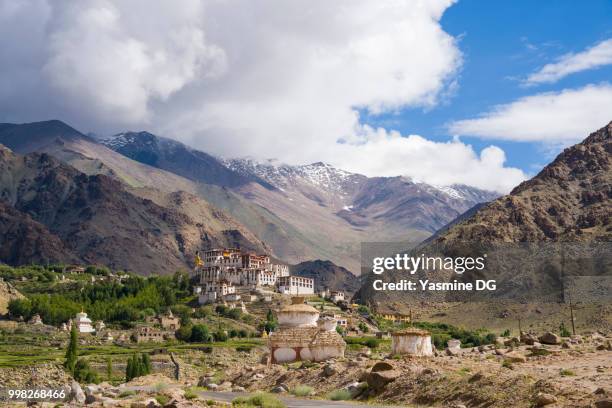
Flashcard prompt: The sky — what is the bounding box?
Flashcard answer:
[0,0,611,193]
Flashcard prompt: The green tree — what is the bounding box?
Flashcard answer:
[125,356,132,381]
[175,324,193,342]
[190,324,211,342]
[141,353,152,375]
[64,324,78,374]
[8,298,32,320]
[106,357,113,382]
[264,309,278,333]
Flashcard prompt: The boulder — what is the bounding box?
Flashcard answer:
[197,376,215,387]
[370,361,394,372]
[344,381,366,398]
[69,381,86,404]
[534,392,557,406]
[323,363,337,377]
[504,337,520,347]
[520,332,538,345]
[271,384,288,394]
[233,386,246,392]
[561,341,573,349]
[570,335,583,344]
[130,399,161,408]
[595,400,612,408]
[366,369,400,389]
[538,332,561,345]
[446,347,460,356]
[504,352,526,363]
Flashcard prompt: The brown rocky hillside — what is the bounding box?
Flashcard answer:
[0,145,266,274]
[355,122,611,309]
[436,121,611,243]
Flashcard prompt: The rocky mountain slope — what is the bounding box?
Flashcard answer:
[225,158,497,232]
[355,121,612,308]
[101,132,270,188]
[0,121,316,268]
[290,260,361,295]
[0,145,266,274]
[434,121,611,243]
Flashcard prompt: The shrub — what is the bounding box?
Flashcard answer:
[560,369,575,376]
[559,322,571,337]
[364,338,380,349]
[528,348,551,357]
[155,394,170,405]
[291,385,314,397]
[233,392,286,408]
[328,389,351,401]
[190,324,212,343]
[213,330,228,342]
[175,325,193,342]
[184,390,198,400]
[502,360,513,370]
[501,329,511,337]
[74,359,100,384]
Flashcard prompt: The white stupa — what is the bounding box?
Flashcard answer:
[74,310,95,333]
[268,297,345,363]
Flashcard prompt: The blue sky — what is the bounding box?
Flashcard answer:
[364,0,612,176]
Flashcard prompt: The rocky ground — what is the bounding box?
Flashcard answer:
[1,332,610,407]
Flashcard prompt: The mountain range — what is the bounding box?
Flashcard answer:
[0,119,497,275]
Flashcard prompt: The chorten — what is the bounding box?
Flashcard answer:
[74,310,95,333]
[268,297,345,363]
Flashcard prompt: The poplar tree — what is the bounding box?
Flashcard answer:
[141,353,152,375]
[64,325,78,373]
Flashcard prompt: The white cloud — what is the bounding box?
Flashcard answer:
[329,127,525,193]
[448,83,612,143]
[0,0,526,192]
[525,38,612,85]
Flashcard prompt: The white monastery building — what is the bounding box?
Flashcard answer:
[196,248,313,303]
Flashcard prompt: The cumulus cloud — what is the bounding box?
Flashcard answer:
[329,127,525,193]
[0,0,525,192]
[448,83,612,143]
[525,38,612,85]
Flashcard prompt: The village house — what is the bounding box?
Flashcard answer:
[268,297,345,363]
[134,326,170,343]
[198,280,237,304]
[333,314,348,327]
[64,265,86,274]
[156,310,180,331]
[330,291,345,302]
[276,275,314,295]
